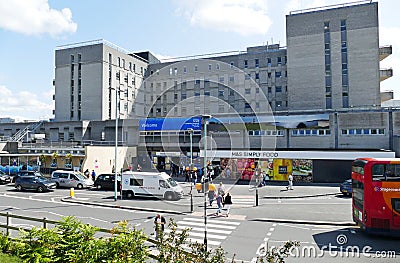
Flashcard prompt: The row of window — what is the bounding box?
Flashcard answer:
[341,129,385,135]
[167,58,287,76]
[292,129,331,136]
[248,130,285,136]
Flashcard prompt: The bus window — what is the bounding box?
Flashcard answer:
[372,164,384,181]
[373,164,400,181]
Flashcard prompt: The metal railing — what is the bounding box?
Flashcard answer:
[0,212,196,260]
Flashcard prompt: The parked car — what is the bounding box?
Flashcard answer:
[94,174,121,190]
[51,170,94,189]
[340,179,352,196]
[15,176,56,192]
[12,170,43,183]
[0,171,12,184]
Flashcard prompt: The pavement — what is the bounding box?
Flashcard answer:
[61,181,355,226]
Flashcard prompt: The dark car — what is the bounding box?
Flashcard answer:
[15,176,57,192]
[12,170,44,183]
[94,174,121,190]
[340,179,352,196]
[0,171,12,184]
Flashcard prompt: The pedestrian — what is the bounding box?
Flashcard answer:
[185,167,190,182]
[287,174,293,190]
[208,183,216,206]
[154,213,166,240]
[84,169,89,178]
[224,192,233,216]
[216,194,223,215]
[91,170,96,181]
[217,182,225,197]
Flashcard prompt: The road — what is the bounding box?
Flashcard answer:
[0,183,398,262]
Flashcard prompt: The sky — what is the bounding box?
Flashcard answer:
[0,0,399,122]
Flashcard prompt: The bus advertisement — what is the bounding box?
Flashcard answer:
[351,158,400,236]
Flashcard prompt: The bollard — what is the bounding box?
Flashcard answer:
[70,187,75,198]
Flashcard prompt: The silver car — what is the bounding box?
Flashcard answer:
[51,170,93,189]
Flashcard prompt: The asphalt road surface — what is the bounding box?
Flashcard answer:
[0,183,398,262]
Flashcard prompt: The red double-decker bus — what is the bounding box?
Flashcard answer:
[351,158,400,236]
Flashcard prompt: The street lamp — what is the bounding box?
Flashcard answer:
[187,128,194,213]
[114,86,120,202]
[202,114,212,253]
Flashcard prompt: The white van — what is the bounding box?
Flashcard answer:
[51,170,94,189]
[121,171,184,200]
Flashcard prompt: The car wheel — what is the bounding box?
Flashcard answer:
[37,186,44,193]
[96,184,102,190]
[15,184,22,191]
[77,184,83,189]
[164,192,174,201]
[126,191,134,199]
[56,182,60,188]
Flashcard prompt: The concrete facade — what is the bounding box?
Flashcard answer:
[287,2,380,110]
[54,40,149,121]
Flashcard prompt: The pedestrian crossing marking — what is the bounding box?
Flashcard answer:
[175,225,232,235]
[177,220,237,230]
[183,217,240,226]
[164,229,227,240]
[168,216,242,248]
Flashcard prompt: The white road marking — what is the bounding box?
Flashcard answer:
[177,220,236,230]
[183,217,240,225]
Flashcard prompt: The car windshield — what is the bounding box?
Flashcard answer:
[74,172,87,180]
[167,177,178,187]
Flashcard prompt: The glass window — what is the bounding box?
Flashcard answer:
[275,71,281,78]
[244,60,248,68]
[363,129,370,134]
[255,73,259,79]
[342,130,348,135]
[255,59,259,68]
[276,86,282,92]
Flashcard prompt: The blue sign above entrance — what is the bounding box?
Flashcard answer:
[139,117,202,131]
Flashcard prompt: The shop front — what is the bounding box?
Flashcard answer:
[203,150,396,183]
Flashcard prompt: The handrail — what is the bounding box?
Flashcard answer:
[0,211,195,259]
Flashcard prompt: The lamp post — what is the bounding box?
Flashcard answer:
[188,128,194,213]
[202,114,212,254]
[114,87,119,202]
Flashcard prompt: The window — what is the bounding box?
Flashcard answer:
[229,76,234,82]
[230,61,234,68]
[244,60,248,68]
[219,77,224,83]
[255,59,259,68]
[245,88,251,94]
[183,67,187,74]
[218,90,224,97]
[267,58,271,66]
[275,71,281,78]
[208,64,212,71]
[277,57,282,66]
[255,73,259,80]
[194,65,198,72]
[276,86,282,92]
[130,178,144,186]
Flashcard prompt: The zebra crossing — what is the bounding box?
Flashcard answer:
[232,195,255,207]
[164,216,241,247]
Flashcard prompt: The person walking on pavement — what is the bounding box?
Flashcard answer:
[91,170,96,181]
[208,183,216,206]
[287,174,294,190]
[154,213,166,240]
[216,194,223,215]
[224,192,233,216]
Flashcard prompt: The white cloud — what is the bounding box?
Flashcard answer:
[174,0,272,36]
[0,85,53,121]
[0,0,77,37]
